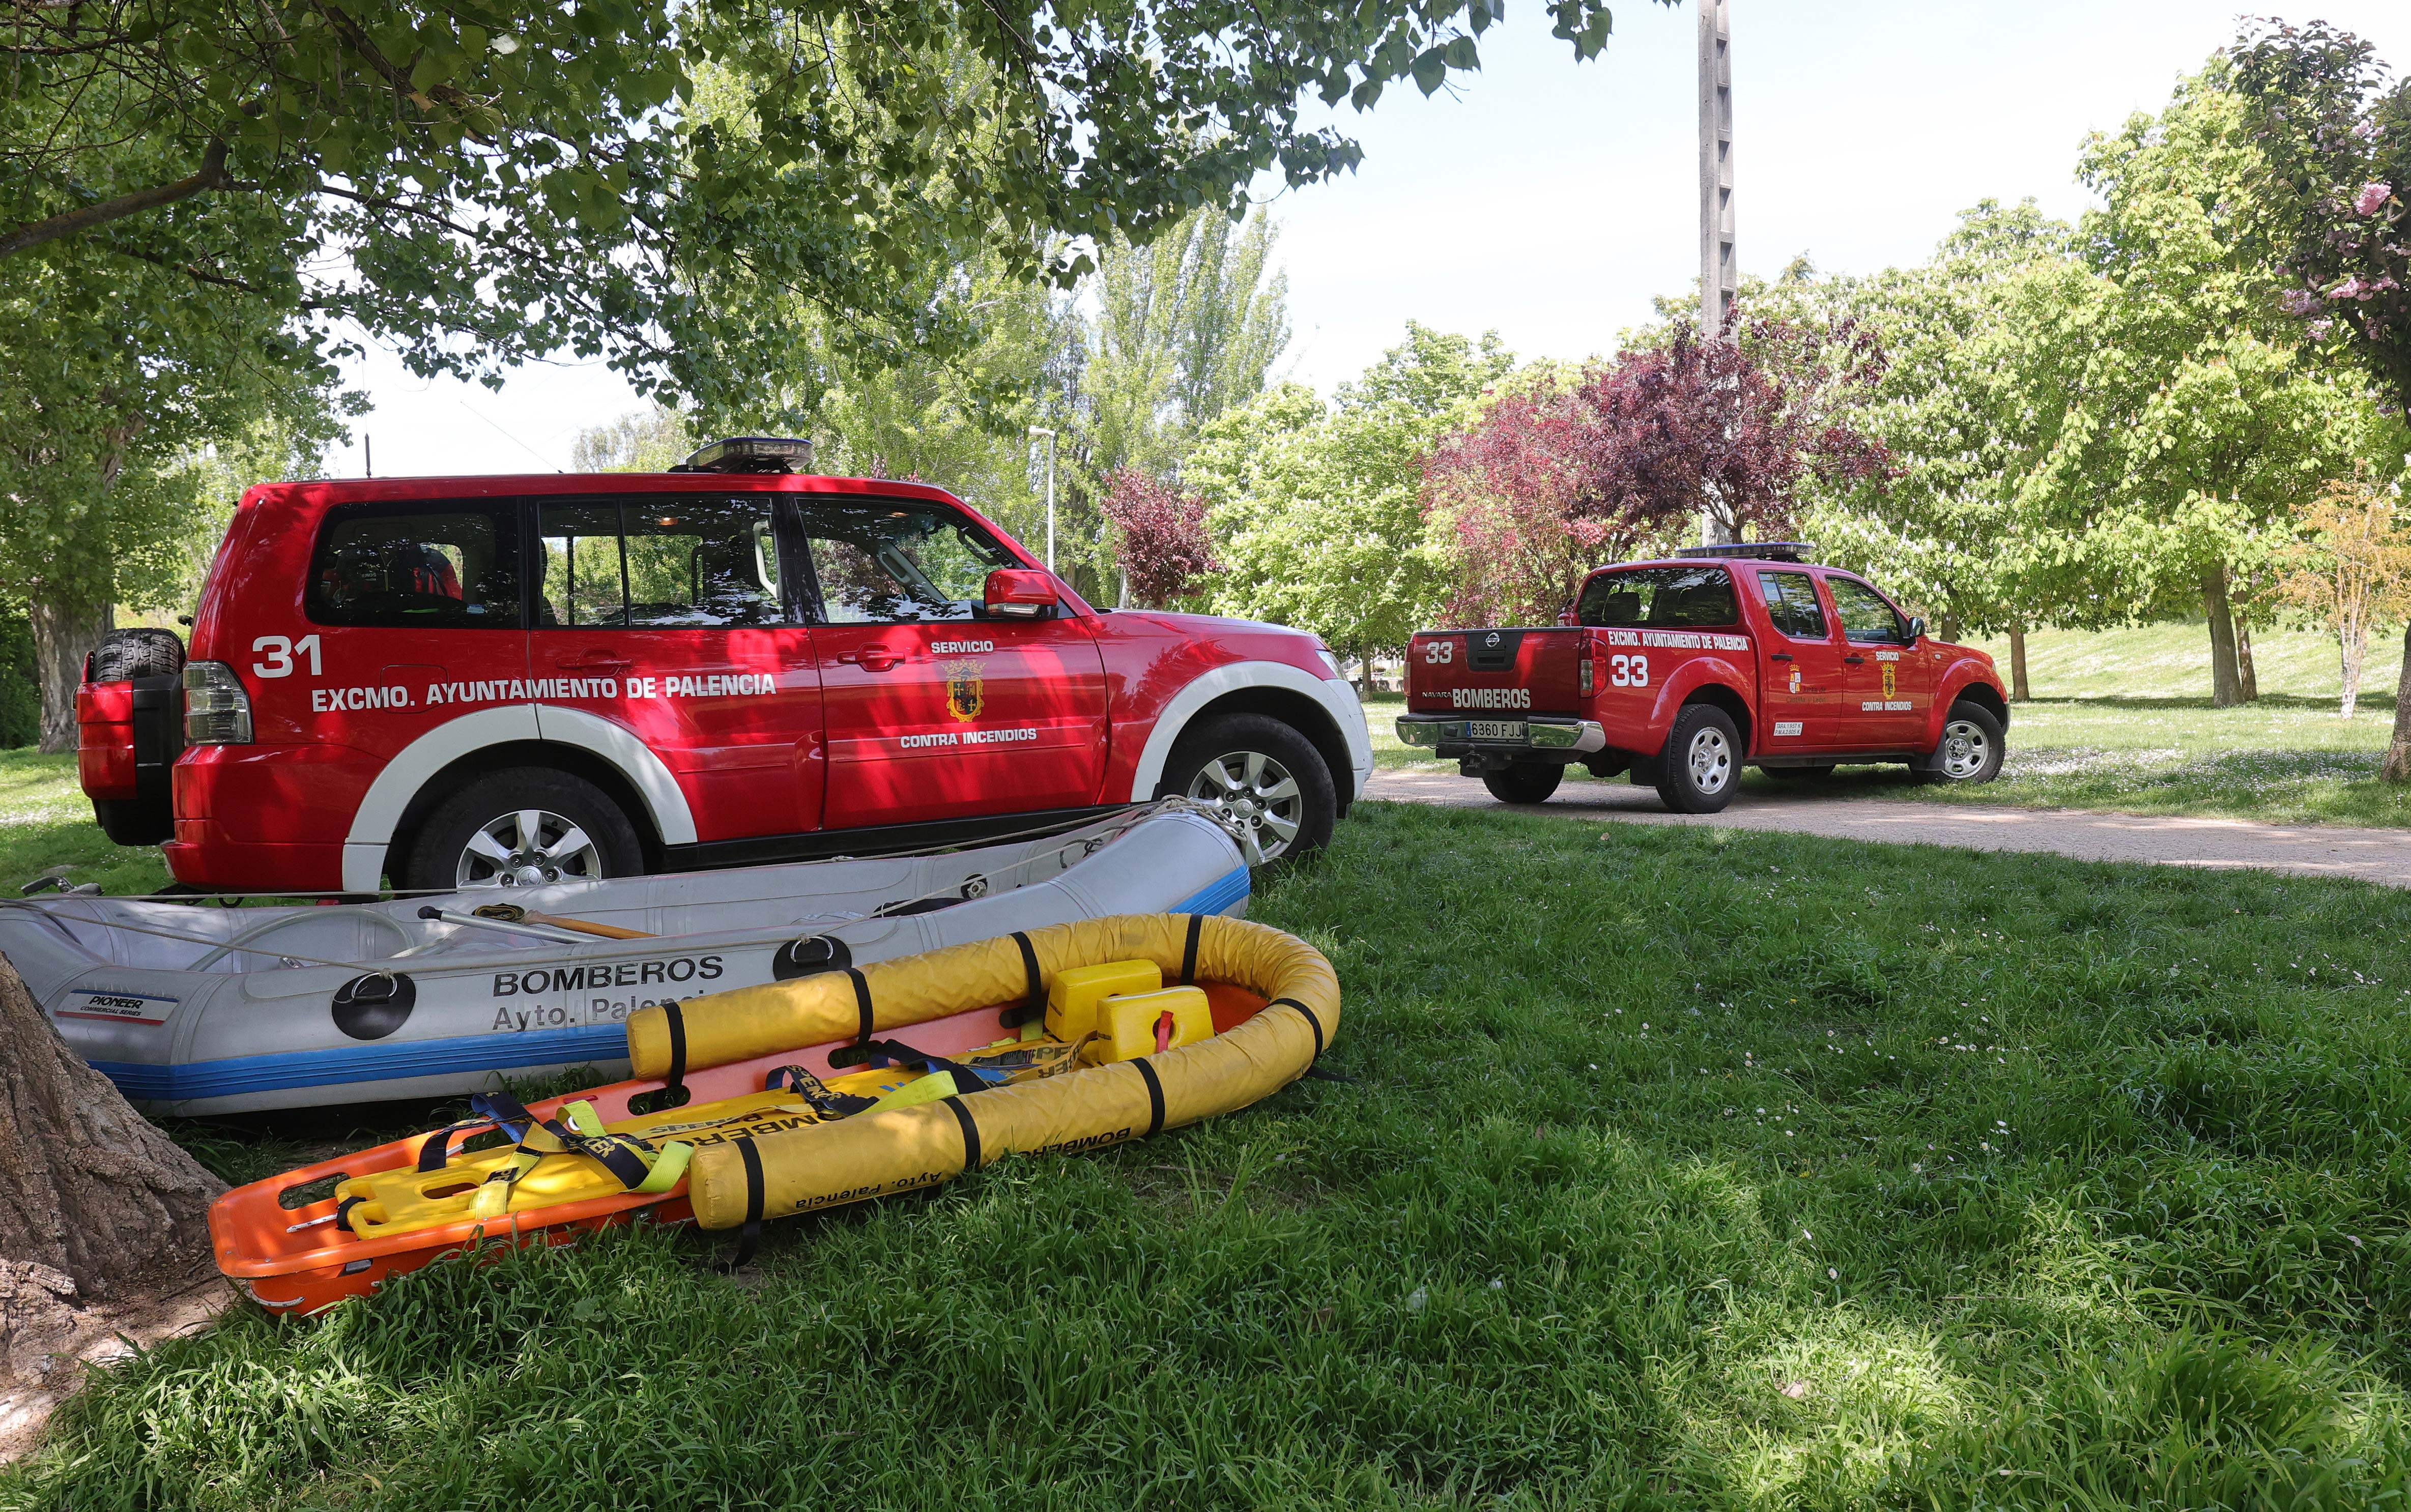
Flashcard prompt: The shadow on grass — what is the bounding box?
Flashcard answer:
[2012,692,2396,715]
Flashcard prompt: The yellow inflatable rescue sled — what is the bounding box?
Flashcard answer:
[208,914,1340,1314]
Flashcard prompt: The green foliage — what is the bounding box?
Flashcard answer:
[1,0,1628,421]
[1193,323,1512,655]
[0,609,38,749]
[20,806,2411,1504]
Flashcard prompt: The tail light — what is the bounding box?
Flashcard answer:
[183,661,252,745]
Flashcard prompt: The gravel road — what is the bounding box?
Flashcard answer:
[1365,767,2411,889]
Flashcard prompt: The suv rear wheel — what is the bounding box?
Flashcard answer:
[1482,762,1564,805]
[1155,713,1335,868]
[400,768,643,893]
[1655,704,1743,815]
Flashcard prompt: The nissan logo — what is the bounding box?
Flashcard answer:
[1484,632,1501,647]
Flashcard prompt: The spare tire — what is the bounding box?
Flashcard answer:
[86,628,185,683]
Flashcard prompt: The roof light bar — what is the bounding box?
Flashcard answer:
[1671,541,1812,563]
[676,436,815,474]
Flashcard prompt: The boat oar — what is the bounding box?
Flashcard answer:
[469,903,655,940]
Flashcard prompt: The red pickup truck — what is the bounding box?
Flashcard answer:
[1397,545,2009,813]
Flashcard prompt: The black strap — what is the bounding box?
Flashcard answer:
[944,1095,983,1171]
[475,1091,654,1190]
[1302,1066,1360,1084]
[718,1138,765,1273]
[1270,996,1324,1060]
[846,967,874,1045]
[765,1064,875,1117]
[415,1115,488,1172]
[336,1194,366,1233]
[1132,1057,1166,1138]
[1000,931,1046,1028]
[663,1001,688,1092]
[1179,914,1203,986]
[843,1038,1001,1092]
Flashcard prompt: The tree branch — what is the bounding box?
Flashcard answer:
[0,139,231,259]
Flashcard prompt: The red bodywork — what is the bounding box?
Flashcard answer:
[79,473,1366,892]
[1404,556,2007,765]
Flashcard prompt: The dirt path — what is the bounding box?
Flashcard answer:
[1365,767,2411,888]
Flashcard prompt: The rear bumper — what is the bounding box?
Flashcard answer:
[1395,714,1608,755]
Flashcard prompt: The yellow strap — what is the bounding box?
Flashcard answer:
[863,1072,957,1115]
[636,1141,694,1193]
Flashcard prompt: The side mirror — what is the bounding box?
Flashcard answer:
[1906,616,1927,642]
[983,567,1059,620]
[1556,608,1579,627]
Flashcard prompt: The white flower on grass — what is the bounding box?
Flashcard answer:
[1405,1286,1428,1313]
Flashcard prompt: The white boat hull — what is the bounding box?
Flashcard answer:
[7,809,1246,1116]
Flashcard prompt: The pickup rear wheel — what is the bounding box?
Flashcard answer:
[1482,762,1564,805]
[399,769,644,893]
[1915,702,2006,785]
[1156,713,1335,868]
[1655,705,1743,815]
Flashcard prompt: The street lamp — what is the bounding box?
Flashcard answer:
[1027,426,1058,573]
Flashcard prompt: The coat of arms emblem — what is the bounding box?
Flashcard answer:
[942,658,984,721]
[1881,663,1897,700]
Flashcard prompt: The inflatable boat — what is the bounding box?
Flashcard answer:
[208,913,1340,1315]
[9,806,1247,1116]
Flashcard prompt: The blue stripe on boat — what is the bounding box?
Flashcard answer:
[1170,864,1250,917]
[92,1022,630,1103]
[92,872,1248,1103]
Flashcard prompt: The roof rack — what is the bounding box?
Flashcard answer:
[672,436,815,474]
[1671,541,1813,563]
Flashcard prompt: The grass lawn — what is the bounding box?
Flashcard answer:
[0,749,171,896]
[12,801,2411,1507]
[1372,624,2411,828]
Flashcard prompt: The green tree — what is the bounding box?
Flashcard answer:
[0,217,341,748]
[1193,323,1512,685]
[2030,68,2382,706]
[1789,202,2086,694]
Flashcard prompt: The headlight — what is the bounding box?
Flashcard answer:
[183,661,252,744]
[1316,648,1343,679]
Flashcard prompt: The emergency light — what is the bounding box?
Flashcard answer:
[676,436,814,474]
[1671,541,1812,562]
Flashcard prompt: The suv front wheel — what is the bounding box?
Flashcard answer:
[399,768,644,893]
[1156,713,1336,868]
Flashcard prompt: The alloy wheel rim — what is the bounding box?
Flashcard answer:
[1186,749,1304,865]
[1688,728,1732,795]
[1942,719,1989,780]
[456,808,605,889]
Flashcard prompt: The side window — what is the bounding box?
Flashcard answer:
[1756,570,1828,641]
[798,500,1017,625]
[1825,576,1909,645]
[1575,566,1739,628]
[538,497,788,629]
[307,501,523,628]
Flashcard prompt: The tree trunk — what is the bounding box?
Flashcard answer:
[1938,616,1962,647]
[1357,645,1374,699]
[2201,566,2243,708]
[2384,624,2411,782]
[30,599,112,754]
[2237,617,2259,703]
[2008,626,2032,702]
[2341,623,2366,719]
[0,952,223,1300]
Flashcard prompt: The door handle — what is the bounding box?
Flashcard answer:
[1769,653,1793,662]
[555,651,633,673]
[839,647,903,672]
[1843,654,1865,665]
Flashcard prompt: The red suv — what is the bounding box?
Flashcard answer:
[78,438,1370,892]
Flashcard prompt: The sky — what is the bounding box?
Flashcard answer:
[324,0,2411,480]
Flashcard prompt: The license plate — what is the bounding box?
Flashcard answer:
[1467,720,1527,741]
